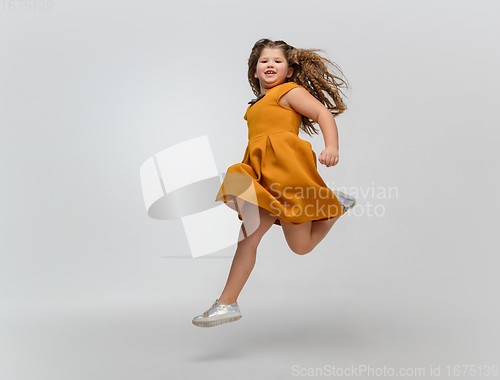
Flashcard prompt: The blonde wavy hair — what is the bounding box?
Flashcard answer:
[248,38,350,136]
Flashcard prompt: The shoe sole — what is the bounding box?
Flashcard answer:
[335,190,356,211]
[192,315,242,328]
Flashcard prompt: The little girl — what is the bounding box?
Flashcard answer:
[192,38,356,328]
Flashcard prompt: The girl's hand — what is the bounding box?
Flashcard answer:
[318,147,339,167]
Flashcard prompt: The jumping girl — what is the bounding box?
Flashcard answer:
[192,38,356,328]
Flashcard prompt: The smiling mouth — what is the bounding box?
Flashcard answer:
[265,71,276,75]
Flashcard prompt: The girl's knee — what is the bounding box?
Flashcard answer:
[291,245,313,255]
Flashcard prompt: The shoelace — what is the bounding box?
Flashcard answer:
[207,299,220,311]
[202,299,220,316]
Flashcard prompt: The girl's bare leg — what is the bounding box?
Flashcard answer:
[281,215,342,255]
[217,200,276,305]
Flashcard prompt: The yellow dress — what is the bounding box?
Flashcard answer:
[215,81,344,226]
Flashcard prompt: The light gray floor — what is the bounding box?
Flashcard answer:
[1,1,499,379]
[1,221,498,380]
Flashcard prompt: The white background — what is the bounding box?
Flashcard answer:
[1,1,499,379]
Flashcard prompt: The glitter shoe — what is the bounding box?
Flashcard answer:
[192,299,242,328]
[333,190,356,213]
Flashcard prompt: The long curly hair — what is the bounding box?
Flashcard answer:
[247,38,350,136]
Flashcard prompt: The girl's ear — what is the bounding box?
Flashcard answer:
[286,67,294,78]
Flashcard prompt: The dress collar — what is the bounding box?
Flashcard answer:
[248,82,292,105]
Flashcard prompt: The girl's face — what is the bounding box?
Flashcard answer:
[254,48,293,93]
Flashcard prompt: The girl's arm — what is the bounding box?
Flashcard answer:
[281,87,340,167]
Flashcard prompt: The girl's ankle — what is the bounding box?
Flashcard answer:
[218,297,236,304]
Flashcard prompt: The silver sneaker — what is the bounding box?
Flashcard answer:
[192,299,242,328]
[333,190,356,213]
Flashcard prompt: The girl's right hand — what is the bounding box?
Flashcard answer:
[318,147,339,167]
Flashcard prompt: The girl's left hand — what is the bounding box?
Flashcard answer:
[318,147,339,167]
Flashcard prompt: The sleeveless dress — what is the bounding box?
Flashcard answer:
[215,81,344,226]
